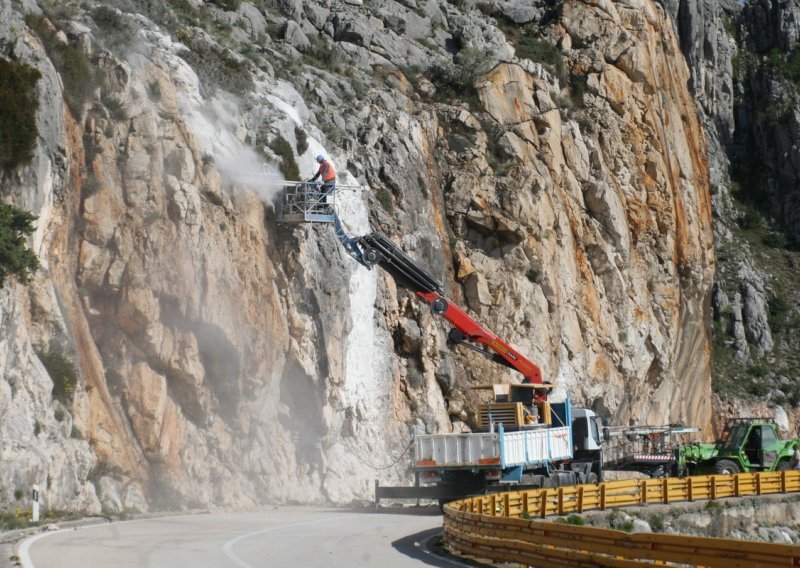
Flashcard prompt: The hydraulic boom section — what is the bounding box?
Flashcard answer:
[341,226,545,395]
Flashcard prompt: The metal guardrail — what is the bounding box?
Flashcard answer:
[443,471,800,567]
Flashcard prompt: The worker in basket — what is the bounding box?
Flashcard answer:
[308,154,336,194]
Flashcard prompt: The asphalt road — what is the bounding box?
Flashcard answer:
[20,507,464,568]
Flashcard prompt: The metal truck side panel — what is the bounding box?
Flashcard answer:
[414,432,500,468]
[502,427,572,467]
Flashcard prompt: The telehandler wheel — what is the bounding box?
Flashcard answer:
[714,459,741,475]
[776,460,790,471]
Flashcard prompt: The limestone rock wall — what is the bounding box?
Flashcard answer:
[0,0,716,511]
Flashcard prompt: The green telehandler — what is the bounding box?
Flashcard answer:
[677,418,800,475]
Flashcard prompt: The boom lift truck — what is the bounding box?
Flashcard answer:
[276,183,696,501]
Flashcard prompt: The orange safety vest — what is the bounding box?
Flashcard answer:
[318,159,336,182]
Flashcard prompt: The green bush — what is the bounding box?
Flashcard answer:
[738,206,765,231]
[0,203,39,287]
[746,378,769,397]
[101,95,128,121]
[516,36,565,79]
[769,294,790,334]
[565,514,584,525]
[176,36,253,96]
[36,343,78,405]
[0,58,41,170]
[763,231,788,249]
[209,0,241,11]
[26,14,100,117]
[649,513,666,532]
[428,48,494,103]
[91,6,137,51]
[269,135,300,181]
[375,189,394,213]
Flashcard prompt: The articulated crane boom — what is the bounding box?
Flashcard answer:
[334,217,547,399]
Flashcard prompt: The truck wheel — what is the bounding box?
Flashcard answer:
[714,459,740,475]
[584,472,598,485]
[776,460,790,471]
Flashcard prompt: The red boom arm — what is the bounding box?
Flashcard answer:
[416,290,543,386]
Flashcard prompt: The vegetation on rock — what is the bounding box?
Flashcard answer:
[26,14,99,117]
[0,203,39,287]
[269,135,300,181]
[0,58,41,171]
[36,343,79,405]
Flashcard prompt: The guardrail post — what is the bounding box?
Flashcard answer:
[641,480,647,505]
[781,470,787,493]
[557,487,564,515]
[600,484,606,510]
[687,476,694,502]
[577,485,584,513]
[756,473,762,495]
[710,475,717,500]
[504,493,510,517]
[478,497,483,515]
[734,474,740,497]
[662,478,669,505]
[540,489,548,518]
[491,494,497,516]
[522,491,529,517]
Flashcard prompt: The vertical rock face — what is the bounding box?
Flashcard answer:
[678,0,800,407]
[0,0,716,510]
[737,0,800,241]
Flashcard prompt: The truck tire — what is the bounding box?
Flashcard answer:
[776,460,790,471]
[714,459,740,475]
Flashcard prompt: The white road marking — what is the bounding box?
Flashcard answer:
[221,516,348,568]
[18,523,107,568]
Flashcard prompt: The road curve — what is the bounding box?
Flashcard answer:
[21,507,461,568]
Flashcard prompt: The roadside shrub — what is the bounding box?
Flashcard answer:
[0,58,41,170]
[649,513,666,532]
[565,514,584,525]
[0,203,39,287]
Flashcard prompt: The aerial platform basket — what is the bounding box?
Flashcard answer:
[276,182,337,224]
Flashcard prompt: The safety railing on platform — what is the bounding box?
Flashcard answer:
[443,470,800,567]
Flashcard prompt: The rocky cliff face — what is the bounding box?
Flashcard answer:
[0,0,717,511]
[662,0,800,416]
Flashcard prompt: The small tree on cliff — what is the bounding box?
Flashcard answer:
[0,203,39,287]
[0,57,41,170]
